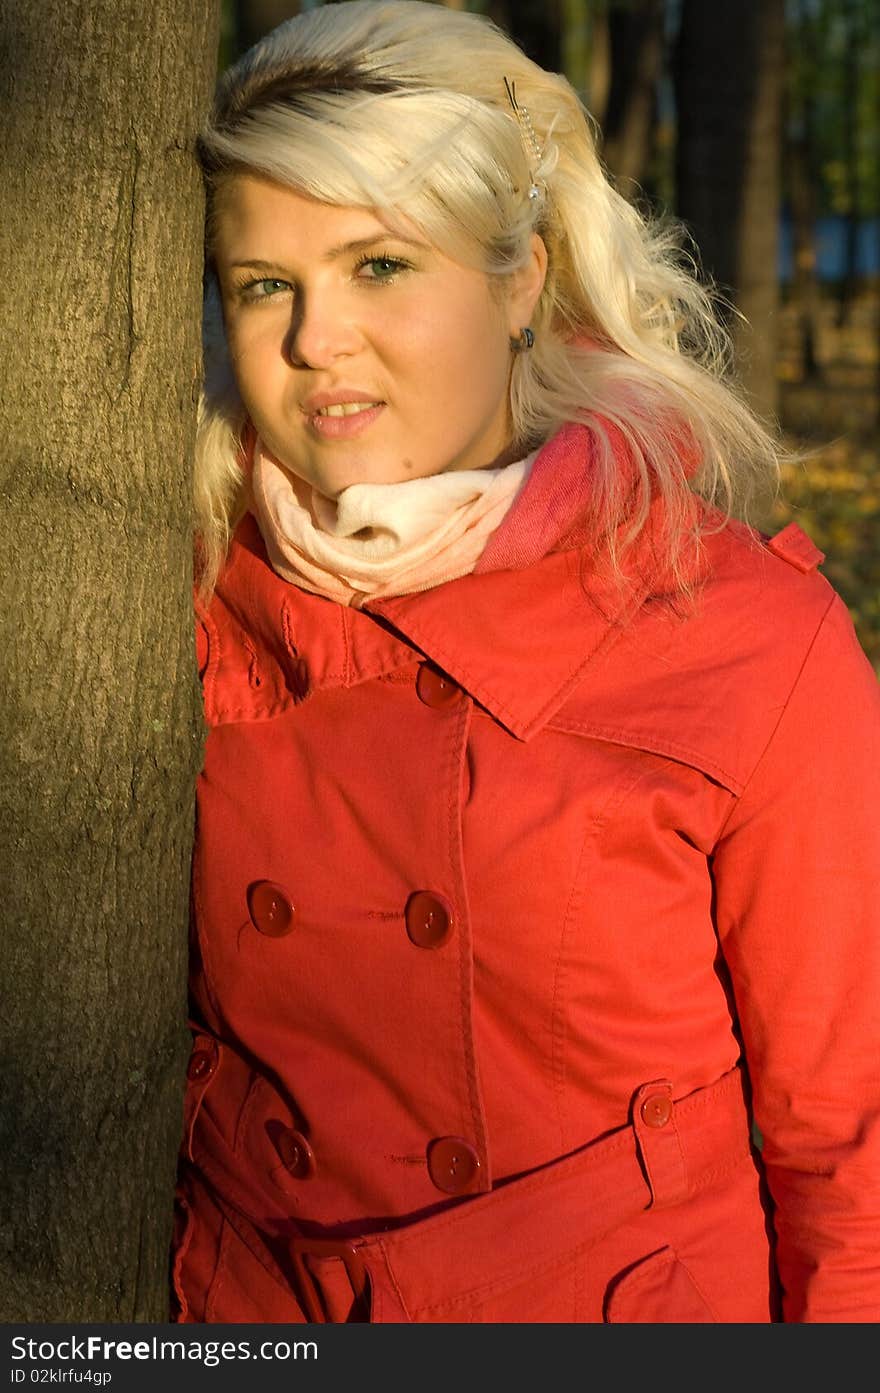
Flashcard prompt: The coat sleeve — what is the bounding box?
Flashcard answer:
[711,589,880,1322]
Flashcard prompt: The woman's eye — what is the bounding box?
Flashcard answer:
[356,256,409,282]
[239,278,290,302]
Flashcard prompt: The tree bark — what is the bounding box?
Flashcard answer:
[0,0,219,1321]
[674,0,786,421]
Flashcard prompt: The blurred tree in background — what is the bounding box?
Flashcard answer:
[222,0,879,667]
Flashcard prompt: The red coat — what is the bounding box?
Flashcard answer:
[172,424,880,1323]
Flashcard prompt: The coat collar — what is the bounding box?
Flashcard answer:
[208,423,707,742]
[365,549,656,740]
[364,423,705,739]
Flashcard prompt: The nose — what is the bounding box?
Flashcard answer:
[285,286,361,369]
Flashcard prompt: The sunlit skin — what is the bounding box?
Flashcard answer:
[212,175,548,498]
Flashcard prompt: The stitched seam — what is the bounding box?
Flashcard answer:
[378,1073,743,1265]
[551,759,654,1141]
[410,1226,621,1318]
[448,702,490,1179]
[386,1127,637,1254]
[280,601,297,656]
[674,1068,741,1120]
[190,864,224,1028]
[205,1216,231,1323]
[686,1152,754,1196]
[208,702,296,725]
[207,655,428,724]
[611,1247,677,1299]
[198,610,222,725]
[526,580,653,729]
[550,827,596,1153]
[241,632,263,691]
[375,1245,413,1323]
[378,668,418,685]
[395,576,649,735]
[340,605,352,686]
[544,720,743,793]
[713,589,838,841]
[669,1249,719,1319]
[170,1196,195,1320]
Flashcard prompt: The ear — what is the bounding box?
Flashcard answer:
[505,233,548,336]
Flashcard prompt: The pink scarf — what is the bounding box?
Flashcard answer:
[250,437,537,607]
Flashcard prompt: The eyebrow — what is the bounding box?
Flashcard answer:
[226,233,429,272]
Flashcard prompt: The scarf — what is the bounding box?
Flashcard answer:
[250,437,538,608]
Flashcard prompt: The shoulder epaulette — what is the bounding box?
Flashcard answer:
[765,521,826,574]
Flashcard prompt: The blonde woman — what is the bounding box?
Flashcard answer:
[171,0,880,1324]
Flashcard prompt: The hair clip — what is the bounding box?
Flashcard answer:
[503,76,543,201]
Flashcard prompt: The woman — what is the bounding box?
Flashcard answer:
[171,0,880,1323]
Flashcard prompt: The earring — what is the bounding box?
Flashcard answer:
[510,327,535,353]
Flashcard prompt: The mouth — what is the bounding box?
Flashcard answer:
[306,400,386,439]
[313,401,383,418]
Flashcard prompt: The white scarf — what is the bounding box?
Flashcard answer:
[250,437,537,607]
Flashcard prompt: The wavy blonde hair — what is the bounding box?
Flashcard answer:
[195,0,783,599]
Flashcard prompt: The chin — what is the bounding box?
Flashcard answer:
[322,464,419,496]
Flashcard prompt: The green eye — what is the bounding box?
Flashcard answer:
[355,254,411,282]
[236,277,290,304]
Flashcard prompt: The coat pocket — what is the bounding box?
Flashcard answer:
[604,1246,716,1323]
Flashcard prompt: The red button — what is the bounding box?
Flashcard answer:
[405,891,454,949]
[274,1126,316,1181]
[640,1093,673,1128]
[427,1137,481,1194]
[416,663,463,709]
[186,1041,218,1083]
[247,881,295,937]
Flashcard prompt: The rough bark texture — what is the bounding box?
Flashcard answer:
[0,0,219,1321]
[674,0,786,421]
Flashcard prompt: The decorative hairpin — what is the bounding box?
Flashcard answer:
[503,76,543,201]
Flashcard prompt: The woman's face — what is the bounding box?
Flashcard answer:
[213,175,546,496]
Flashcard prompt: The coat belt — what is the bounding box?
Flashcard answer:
[207,1064,755,1322]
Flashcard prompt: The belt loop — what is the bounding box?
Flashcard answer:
[289,1238,370,1323]
[631,1079,689,1208]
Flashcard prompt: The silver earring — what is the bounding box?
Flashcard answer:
[511,327,535,353]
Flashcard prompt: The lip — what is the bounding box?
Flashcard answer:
[306,403,385,440]
[301,388,385,414]
[301,388,386,441]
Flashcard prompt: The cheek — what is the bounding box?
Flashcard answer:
[401,295,508,405]
[221,314,252,370]
[225,317,282,385]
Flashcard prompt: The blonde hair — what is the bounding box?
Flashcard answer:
[195,0,783,600]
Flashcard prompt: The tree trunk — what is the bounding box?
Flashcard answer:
[0,0,219,1321]
[602,0,665,200]
[838,0,862,325]
[488,0,562,76]
[557,0,589,102]
[674,0,786,421]
[787,0,822,384]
